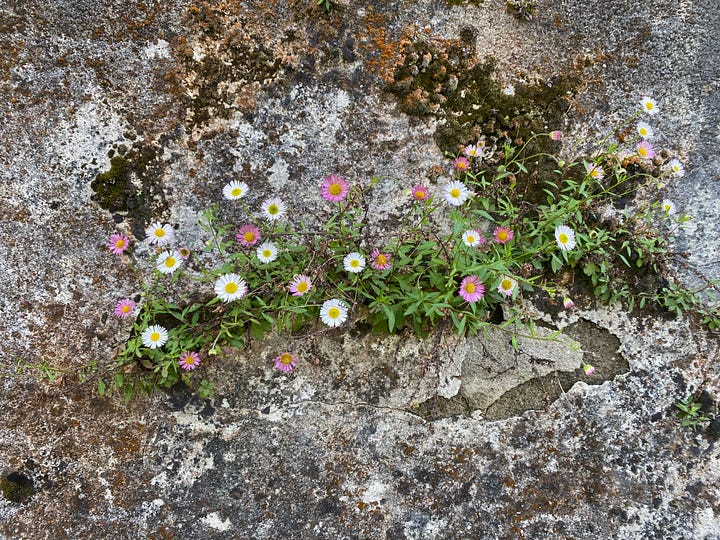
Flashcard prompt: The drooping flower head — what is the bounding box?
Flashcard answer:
[288,274,312,296]
[582,363,596,376]
[343,252,366,274]
[584,162,605,181]
[157,250,183,274]
[493,226,514,244]
[497,276,517,297]
[661,199,677,216]
[555,225,577,251]
[179,351,201,371]
[321,174,349,202]
[637,122,653,139]
[145,222,175,246]
[114,298,136,319]
[640,96,658,115]
[320,298,349,327]
[443,180,470,206]
[178,247,191,259]
[214,273,248,302]
[412,184,430,201]
[454,156,470,171]
[223,180,249,200]
[550,130,563,141]
[563,297,575,310]
[274,352,298,373]
[236,224,261,247]
[141,325,169,349]
[668,158,685,177]
[637,141,656,160]
[459,275,484,303]
[107,234,130,255]
[462,230,484,247]
[256,241,279,264]
[370,249,392,270]
[261,197,287,222]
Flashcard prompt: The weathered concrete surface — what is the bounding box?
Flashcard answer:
[1,0,719,538]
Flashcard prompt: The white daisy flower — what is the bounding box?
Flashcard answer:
[223,180,249,200]
[145,222,175,246]
[641,96,658,115]
[256,241,279,263]
[141,325,169,349]
[442,180,470,206]
[261,197,287,222]
[555,225,577,251]
[497,276,517,297]
[343,252,366,274]
[584,162,605,181]
[320,298,349,327]
[661,199,677,216]
[637,122,653,139]
[214,273,248,302]
[156,250,183,274]
[668,159,685,177]
[462,230,481,247]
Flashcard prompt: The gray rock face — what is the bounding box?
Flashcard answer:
[1,0,719,539]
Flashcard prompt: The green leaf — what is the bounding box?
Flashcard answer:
[97,378,106,397]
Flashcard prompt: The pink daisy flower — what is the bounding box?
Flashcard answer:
[412,184,430,201]
[582,363,596,376]
[275,352,298,372]
[370,249,392,270]
[563,297,575,310]
[113,298,136,319]
[550,130,563,141]
[493,226,514,244]
[454,156,470,171]
[459,275,484,303]
[179,351,201,371]
[288,274,312,296]
[637,141,656,160]
[321,174,349,202]
[584,162,605,181]
[107,234,130,255]
[236,224,261,247]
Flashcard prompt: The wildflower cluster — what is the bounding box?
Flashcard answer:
[97,96,719,400]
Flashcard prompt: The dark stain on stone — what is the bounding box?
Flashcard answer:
[1,471,35,503]
[90,143,169,239]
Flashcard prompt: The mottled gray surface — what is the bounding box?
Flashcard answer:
[1,0,719,538]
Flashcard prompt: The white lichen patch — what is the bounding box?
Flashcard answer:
[142,39,171,60]
[201,511,232,531]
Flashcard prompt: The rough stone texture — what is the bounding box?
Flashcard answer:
[1,0,719,539]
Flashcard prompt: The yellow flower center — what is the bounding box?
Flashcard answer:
[329,183,342,196]
[376,254,387,266]
[279,353,293,365]
[184,355,196,366]
[150,332,160,342]
[646,102,654,111]
[350,260,360,268]
[328,307,340,319]
[268,205,278,215]
[416,190,426,199]
[263,249,272,258]
[502,279,513,291]
[559,233,569,244]
[244,232,255,243]
[467,235,475,244]
[225,282,238,294]
[450,188,460,198]
[638,147,647,157]
[498,231,508,241]
[639,128,647,136]
[121,305,131,313]
[231,187,242,197]
[115,239,125,248]
[164,257,176,268]
[465,282,476,293]
[296,281,308,293]
[155,228,165,238]
[664,204,671,212]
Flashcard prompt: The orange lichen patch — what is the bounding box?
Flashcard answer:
[358,8,414,81]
